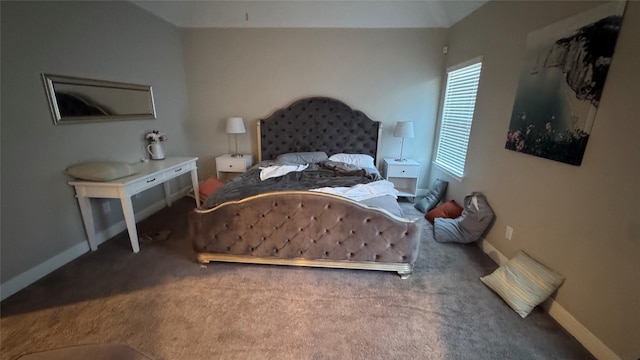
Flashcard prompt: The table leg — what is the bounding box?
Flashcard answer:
[191,169,200,207]
[120,196,140,253]
[163,182,172,207]
[76,195,98,251]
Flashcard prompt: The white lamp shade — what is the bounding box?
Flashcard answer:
[393,121,414,138]
[226,117,246,134]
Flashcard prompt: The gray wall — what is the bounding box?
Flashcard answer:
[181,28,447,181]
[1,1,191,285]
[432,1,639,358]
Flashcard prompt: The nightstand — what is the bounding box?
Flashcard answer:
[382,158,419,199]
[215,154,253,179]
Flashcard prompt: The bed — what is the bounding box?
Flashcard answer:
[189,97,421,278]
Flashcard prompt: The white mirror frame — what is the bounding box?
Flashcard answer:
[42,73,157,125]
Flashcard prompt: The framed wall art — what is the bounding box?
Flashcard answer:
[505,1,627,165]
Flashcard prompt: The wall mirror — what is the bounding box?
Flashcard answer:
[42,73,157,125]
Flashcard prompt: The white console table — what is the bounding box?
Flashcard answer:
[69,157,200,253]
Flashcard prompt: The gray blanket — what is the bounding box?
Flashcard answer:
[203,162,382,209]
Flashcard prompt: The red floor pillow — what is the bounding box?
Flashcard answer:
[426,200,463,224]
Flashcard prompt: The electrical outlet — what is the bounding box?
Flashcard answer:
[102,201,111,213]
[505,226,513,241]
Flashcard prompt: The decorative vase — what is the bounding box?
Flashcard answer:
[147,141,165,160]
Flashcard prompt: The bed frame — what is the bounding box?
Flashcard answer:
[191,97,421,278]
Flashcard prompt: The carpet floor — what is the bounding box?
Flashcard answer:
[1,197,594,360]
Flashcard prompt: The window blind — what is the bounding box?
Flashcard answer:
[434,61,482,178]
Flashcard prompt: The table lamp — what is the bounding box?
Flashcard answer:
[226,117,246,157]
[393,121,414,162]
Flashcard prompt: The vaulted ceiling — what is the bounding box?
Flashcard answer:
[131,0,488,28]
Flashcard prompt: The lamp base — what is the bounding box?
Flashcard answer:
[230,153,244,158]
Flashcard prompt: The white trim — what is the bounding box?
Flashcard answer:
[447,55,483,73]
[477,239,509,265]
[432,161,464,183]
[0,186,191,301]
[543,300,621,360]
[477,240,621,360]
[0,241,89,301]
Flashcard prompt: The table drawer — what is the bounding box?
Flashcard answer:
[387,165,419,178]
[128,173,166,193]
[217,159,247,172]
[167,163,192,178]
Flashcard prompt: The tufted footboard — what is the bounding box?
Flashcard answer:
[189,191,421,278]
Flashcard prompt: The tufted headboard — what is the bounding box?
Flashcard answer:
[257,97,382,162]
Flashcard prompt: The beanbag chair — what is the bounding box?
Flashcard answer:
[434,192,495,243]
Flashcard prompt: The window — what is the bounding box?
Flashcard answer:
[434,60,482,179]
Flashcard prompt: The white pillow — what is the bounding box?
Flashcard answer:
[328,153,375,169]
[480,251,565,318]
[65,161,139,181]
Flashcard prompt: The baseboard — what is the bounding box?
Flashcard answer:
[477,239,509,265]
[0,241,89,301]
[476,239,621,360]
[0,187,191,301]
[543,300,621,360]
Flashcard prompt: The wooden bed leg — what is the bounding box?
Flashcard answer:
[197,253,213,266]
[197,256,210,268]
[398,271,412,280]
